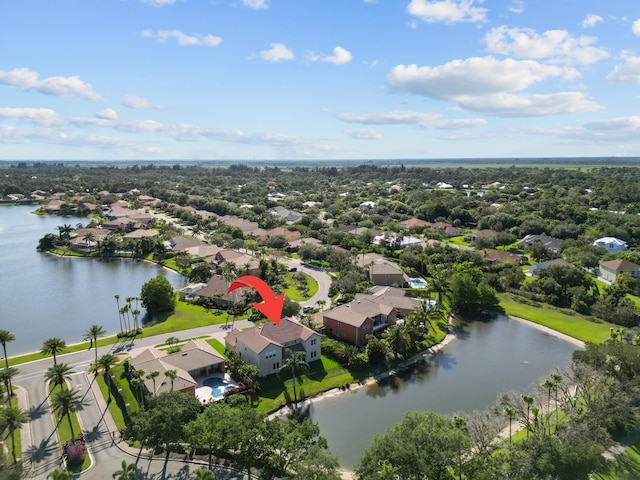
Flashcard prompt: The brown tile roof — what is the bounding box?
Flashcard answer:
[600,259,640,272]
[324,299,393,328]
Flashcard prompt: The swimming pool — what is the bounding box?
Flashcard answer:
[202,377,235,400]
[410,278,427,288]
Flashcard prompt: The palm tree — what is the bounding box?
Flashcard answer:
[0,405,30,464]
[97,354,117,402]
[316,299,327,312]
[0,367,18,404]
[192,467,215,479]
[146,370,160,395]
[41,337,67,365]
[47,469,73,480]
[279,349,309,407]
[0,329,16,398]
[45,363,73,391]
[383,324,411,360]
[222,261,237,328]
[541,379,555,435]
[83,324,106,365]
[130,377,145,409]
[522,394,534,438]
[114,294,124,333]
[57,224,73,241]
[550,372,562,430]
[112,459,139,480]
[503,406,515,451]
[82,231,96,248]
[165,369,178,391]
[120,305,131,333]
[51,388,82,442]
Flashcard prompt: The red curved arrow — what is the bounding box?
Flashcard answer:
[227,275,284,326]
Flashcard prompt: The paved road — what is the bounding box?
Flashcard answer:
[15,321,256,480]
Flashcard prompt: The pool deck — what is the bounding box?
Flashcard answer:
[195,373,237,404]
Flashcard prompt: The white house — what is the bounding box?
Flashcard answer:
[592,237,628,253]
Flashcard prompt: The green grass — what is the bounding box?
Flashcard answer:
[1,396,23,464]
[95,364,139,431]
[255,355,364,414]
[593,439,640,480]
[207,338,227,358]
[498,293,614,344]
[281,272,319,301]
[48,382,92,472]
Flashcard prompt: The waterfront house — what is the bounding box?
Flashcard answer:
[322,298,397,347]
[225,317,321,376]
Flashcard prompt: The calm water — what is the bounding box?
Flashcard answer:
[311,315,579,469]
[0,205,186,355]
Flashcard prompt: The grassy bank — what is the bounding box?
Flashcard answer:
[498,293,614,344]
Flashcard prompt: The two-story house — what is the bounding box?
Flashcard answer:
[224,317,321,376]
[322,298,397,347]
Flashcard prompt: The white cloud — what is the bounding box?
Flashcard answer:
[387,57,566,100]
[96,108,118,121]
[583,14,603,28]
[585,116,640,131]
[607,55,640,83]
[140,0,180,6]
[407,0,487,25]
[242,0,268,9]
[457,92,602,117]
[508,0,524,14]
[633,19,640,37]
[316,47,353,65]
[122,95,161,109]
[141,29,222,47]
[0,107,62,126]
[432,118,487,129]
[259,43,295,62]
[343,128,383,140]
[0,67,102,101]
[337,110,441,125]
[483,26,608,65]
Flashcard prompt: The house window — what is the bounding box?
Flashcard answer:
[337,321,342,327]
[265,351,276,359]
[310,338,317,346]
[273,362,280,370]
[310,351,317,359]
[362,323,370,331]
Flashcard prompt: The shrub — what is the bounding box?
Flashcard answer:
[65,442,87,466]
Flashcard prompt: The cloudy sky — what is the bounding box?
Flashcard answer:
[2,0,640,161]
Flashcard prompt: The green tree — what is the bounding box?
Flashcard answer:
[146,370,160,395]
[45,363,72,391]
[140,276,176,316]
[51,388,82,441]
[0,367,18,404]
[97,353,117,402]
[47,469,73,480]
[83,324,106,366]
[41,337,66,365]
[0,330,16,400]
[127,391,202,456]
[192,467,215,479]
[382,324,410,360]
[355,411,470,480]
[112,460,139,480]
[165,369,178,391]
[0,405,30,464]
[279,349,309,407]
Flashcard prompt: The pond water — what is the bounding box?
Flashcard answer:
[310,315,580,470]
[0,205,186,355]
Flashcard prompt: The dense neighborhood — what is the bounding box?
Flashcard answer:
[3,162,640,479]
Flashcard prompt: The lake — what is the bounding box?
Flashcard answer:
[310,315,579,469]
[0,205,186,355]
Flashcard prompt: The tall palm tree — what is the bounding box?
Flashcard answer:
[541,379,555,435]
[114,294,124,333]
[503,406,515,451]
[51,388,82,442]
[41,337,67,365]
[522,394,534,438]
[97,354,117,403]
[165,369,178,392]
[112,459,139,480]
[222,261,237,328]
[0,329,16,399]
[83,324,106,366]
[120,305,131,333]
[45,363,73,391]
[0,367,18,404]
[279,349,309,407]
[47,469,73,480]
[0,404,30,464]
[82,231,96,248]
[130,377,145,409]
[382,324,411,360]
[550,372,562,430]
[146,371,160,395]
[57,224,73,241]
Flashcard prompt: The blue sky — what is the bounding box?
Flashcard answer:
[1,0,640,161]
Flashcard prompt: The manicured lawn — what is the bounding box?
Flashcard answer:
[281,272,318,301]
[255,355,365,414]
[498,293,614,344]
[593,440,640,480]
[95,363,139,430]
[207,338,227,358]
